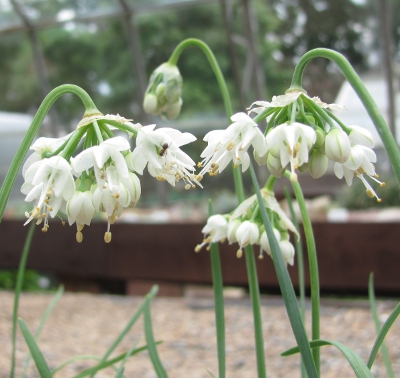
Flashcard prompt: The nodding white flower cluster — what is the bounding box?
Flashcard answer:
[143,63,183,120]
[195,189,298,266]
[21,114,198,242]
[199,90,382,201]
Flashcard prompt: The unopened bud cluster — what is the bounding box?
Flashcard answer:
[195,189,298,265]
[143,63,183,120]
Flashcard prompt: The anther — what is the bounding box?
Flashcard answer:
[104,231,112,243]
[76,231,83,243]
[236,249,243,258]
[194,245,202,253]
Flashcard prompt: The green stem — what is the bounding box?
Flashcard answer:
[10,222,36,378]
[291,48,400,186]
[208,200,226,378]
[244,245,267,378]
[168,38,233,118]
[60,126,88,160]
[285,171,320,375]
[0,84,99,224]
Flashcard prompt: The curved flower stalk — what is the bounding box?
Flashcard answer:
[195,188,298,263]
[20,100,197,243]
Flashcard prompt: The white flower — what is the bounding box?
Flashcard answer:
[235,220,259,257]
[266,122,316,182]
[280,240,295,266]
[195,214,228,252]
[22,136,67,176]
[71,136,130,188]
[348,125,374,148]
[131,125,199,189]
[199,112,267,176]
[66,190,96,242]
[324,128,351,163]
[21,156,75,230]
[227,218,241,244]
[231,189,298,238]
[260,228,281,256]
[333,144,384,201]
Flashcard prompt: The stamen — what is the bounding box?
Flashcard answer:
[236,249,243,258]
[104,232,112,243]
[76,231,83,243]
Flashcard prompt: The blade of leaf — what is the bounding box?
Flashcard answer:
[11,221,36,378]
[367,299,400,369]
[249,164,317,378]
[282,339,375,378]
[283,186,306,378]
[368,274,394,376]
[72,344,160,378]
[52,355,102,375]
[18,318,53,378]
[114,367,124,378]
[23,285,65,377]
[143,300,168,378]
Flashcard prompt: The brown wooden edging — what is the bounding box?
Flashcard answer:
[0,220,399,293]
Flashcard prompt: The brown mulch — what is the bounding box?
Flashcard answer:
[0,289,399,378]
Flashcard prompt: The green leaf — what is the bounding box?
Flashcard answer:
[114,367,125,378]
[72,344,159,378]
[368,274,394,376]
[367,300,400,369]
[144,300,168,378]
[23,285,65,377]
[206,368,218,378]
[282,339,375,378]
[18,318,53,378]
[249,164,318,378]
[11,222,36,378]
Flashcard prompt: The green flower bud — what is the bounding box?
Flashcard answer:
[143,62,183,120]
[315,128,325,147]
[309,149,328,179]
[325,128,351,163]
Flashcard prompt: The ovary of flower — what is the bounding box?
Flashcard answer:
[71,136,131,188]
[195,214,228,252]
[131,125,200,189]
[199,112,267,176]
[266,122,316,182]
[235,221,259,258]
[21,156,75,231]
[333,144,385,201]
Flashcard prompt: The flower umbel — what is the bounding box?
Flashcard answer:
[143,62,183,120]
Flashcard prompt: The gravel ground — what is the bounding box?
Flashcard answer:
[0,289,399,378]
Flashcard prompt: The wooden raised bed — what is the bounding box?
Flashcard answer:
[0,220,399,295]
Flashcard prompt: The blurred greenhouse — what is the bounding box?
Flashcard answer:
[1,0,400,216]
